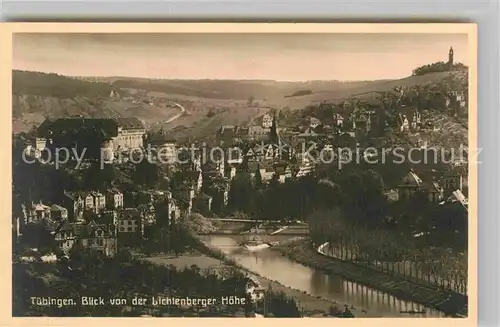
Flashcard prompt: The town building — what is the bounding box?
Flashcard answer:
[274,162,292,183]
[62,191,85,221]
[397,169,453,203]
[249,125,271,140]
[295,153,315,178]
[206,186,229,214]
[109,89,120,98]
[156,141,178,164]
[261,164,275,183]
[165,191,181,226]
[397,170,424,201]
[261,114,273,128]
[225,164,238,180]
[307,117,322,129]
[82,192,95,211]
[91,191,106,212]
[449,189,468,212]
[116,208,144,245]
[421,181,444,203]
[138,203,156,225]
[333,113,344,128]
[216,125,237,144]
[22,202,51,224]
[442,170,464,196]
[22,137,48,159]
[106,188,124,209]
[50,204,68,221]
[173,170,203,195]
[37,117,146,153]
[47,220,117,257]
[174,185,196,215]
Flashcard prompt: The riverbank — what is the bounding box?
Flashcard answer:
[271,239,467,317]
[139,250,352,317]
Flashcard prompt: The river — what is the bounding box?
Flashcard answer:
[201,235,444,318]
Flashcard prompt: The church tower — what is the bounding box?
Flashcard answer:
[270,111,279,143]
[448,47,454,66]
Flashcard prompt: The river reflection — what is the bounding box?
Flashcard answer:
[202,235,444,318]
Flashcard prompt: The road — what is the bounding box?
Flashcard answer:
[164,102,186,123]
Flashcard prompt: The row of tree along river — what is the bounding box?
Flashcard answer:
[201,235,444,317]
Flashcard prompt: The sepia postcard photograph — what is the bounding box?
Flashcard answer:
[2,23,477,325]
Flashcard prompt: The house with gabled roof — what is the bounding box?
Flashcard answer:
[442,169,464,196]
[274,162,292,183]
[106,188,124,209]
[449,189,468,212]
[46,220,117,257]
[82,192,95,211]
[90,191,106,212]
[397,170,424,201]
[22,201,51,224]
[397,169,453,203]
[173,170,203,194]
[62,191,85,221]
[420,181,444,203]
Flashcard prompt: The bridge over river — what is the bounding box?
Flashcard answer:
[203,219,310,238]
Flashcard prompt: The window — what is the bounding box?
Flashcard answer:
[133,220,138,225]
[120,227,125,232]
[127,227,132,232]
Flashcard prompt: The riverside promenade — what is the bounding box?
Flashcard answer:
[272,240,468,317]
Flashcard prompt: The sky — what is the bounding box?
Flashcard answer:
[13,33,469,81]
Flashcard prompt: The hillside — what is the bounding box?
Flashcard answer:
[13,70,113,99]
[278,71,466,109]
[12,71,181,133]
[12,70,468,138]
[77,76,381,103]
[75,73,462,112]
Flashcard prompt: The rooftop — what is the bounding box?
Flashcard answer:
[37,117,145,138]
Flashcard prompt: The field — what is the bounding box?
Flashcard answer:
[139,90,265,140]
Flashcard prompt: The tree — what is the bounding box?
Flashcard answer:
[133,160,159,187]
[83,162,115,191]
[228,173,255,214]
[254,167,263,188]
[338,169,387,228]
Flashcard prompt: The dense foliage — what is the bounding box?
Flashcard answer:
[13,70,113,99]
[13,250,253,317]
[412,62,467,76]
[284,89,313,98]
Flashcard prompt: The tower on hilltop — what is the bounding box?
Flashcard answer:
[448,47,454,66]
